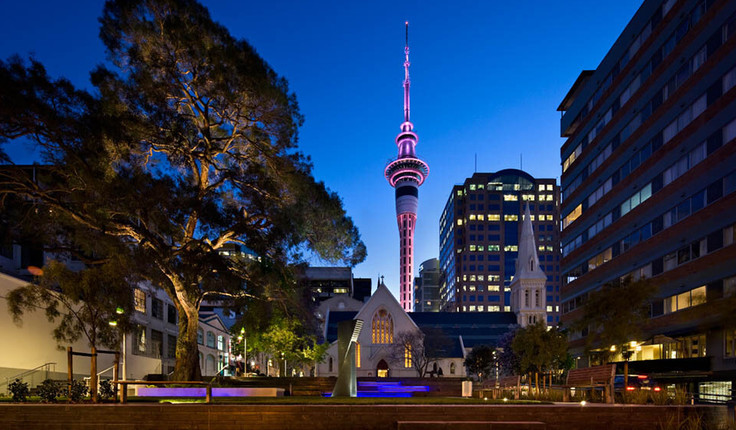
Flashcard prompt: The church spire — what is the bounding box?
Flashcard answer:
[510,202,547,327]
[516,203,546,280]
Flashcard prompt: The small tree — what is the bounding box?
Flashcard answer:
[388,329,452,377]
[464,344,496,381]
[511,322,568,395]
[7,259,134,401]
[571,277,657,386]
[246,315,326,376]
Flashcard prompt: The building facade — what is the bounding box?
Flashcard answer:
[558,0,736,393]
[438,170,561,325]
[413,258,441,312]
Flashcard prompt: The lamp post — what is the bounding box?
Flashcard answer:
[237,327,246,377]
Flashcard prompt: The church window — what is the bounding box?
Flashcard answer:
[372,309,394,344]
[404,344,412,368]
[530,259,534,271]
[535,290,540,307]
[329,357,333,372]
[356,343,361,368]
[450,362,456,374]
[524,291,530,307]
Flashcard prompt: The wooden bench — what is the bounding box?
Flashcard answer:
[562,364,615,403]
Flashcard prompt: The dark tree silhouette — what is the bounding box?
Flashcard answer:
[0,0,365,380]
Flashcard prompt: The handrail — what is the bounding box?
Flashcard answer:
[5,362,56,389]
[83,364,116,381]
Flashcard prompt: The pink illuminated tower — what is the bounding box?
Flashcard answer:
[384,22,429,312]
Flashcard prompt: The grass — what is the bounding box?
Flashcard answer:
[123,396,550,405]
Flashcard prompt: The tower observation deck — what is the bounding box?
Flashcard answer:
[384,22,429,312]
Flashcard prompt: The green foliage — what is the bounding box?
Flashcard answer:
[6,260,134,350]
[464,345,496,381]
[511,322,568,377]
[99,380,115,400]
[0,0,365,381]
[37,379,61,403]
[68,380,88,403]
[571,277,658,362]
[8,379,29,402]
[246,314,326,370]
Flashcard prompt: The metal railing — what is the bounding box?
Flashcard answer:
[4,362,56,394]
[83,364,117,383]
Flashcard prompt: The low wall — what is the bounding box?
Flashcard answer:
[0,403,727,430]
[135,386,284,397]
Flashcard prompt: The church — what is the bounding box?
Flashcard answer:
[316,203,547,378]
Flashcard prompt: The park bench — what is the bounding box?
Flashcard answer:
[562,364,615,403]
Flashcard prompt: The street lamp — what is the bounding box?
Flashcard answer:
[237,327,246,377]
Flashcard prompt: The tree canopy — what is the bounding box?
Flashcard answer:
[464,344,496,381]
[571,277,657,363]
[0,0,365,380]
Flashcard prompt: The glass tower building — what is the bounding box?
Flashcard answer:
[439,169,561,325]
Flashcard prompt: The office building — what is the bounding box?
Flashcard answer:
[438,169,561,325]
[413,258,441,312]
[558,0,736,393]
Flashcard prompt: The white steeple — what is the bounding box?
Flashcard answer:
[510,202,548,327]
[516,203,547,281]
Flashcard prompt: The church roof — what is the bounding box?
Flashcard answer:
[324,310,516,350]
[514,203,547,280]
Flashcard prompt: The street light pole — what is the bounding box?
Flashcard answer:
[238,327,246,377]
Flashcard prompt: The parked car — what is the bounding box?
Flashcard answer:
[614,374,661,392]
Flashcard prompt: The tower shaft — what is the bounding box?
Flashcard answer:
[385,22,429,312]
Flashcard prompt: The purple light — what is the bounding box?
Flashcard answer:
[135,387,284,397]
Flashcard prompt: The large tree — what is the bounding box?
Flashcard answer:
[0,0,365,380]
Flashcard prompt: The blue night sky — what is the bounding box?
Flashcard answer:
[1,0,643,300]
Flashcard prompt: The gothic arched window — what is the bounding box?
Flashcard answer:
[530,258,534,271]
[372,309,394,344]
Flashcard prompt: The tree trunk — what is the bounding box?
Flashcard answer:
[91,346,98,402]
[172,305,202,381]
[535,372,539,398]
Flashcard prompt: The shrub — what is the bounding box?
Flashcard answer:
[37,379,61,403]
[99,380,115,400]
[68,379,89,402]
[8,379,30,402]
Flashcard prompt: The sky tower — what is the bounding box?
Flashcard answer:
[384,22,429,312]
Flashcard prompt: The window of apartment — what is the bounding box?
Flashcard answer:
[503,194,518,201]
[504,215,518,221]
[133,325,146,355]
[588,248,612,271]
[147,329,162,358]
[664,334,706,359]
[206,331,216,348]
[166,335,177,359]
[134,288,146,314]
[562,204,582,229]
[664,286,706,314]
[167,304,177,325]
[726,330,736,358]
[151,298,164,320]
[621,183,652,216]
